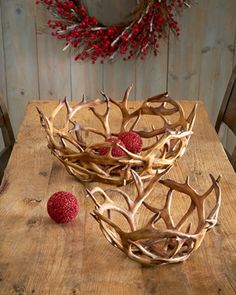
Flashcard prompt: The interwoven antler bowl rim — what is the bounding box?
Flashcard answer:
[37,85,197,185]
[87,170,221,265]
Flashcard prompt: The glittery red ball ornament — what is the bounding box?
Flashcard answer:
[98,137,125,157]
[119,131,143,154]
[47,191,79,224]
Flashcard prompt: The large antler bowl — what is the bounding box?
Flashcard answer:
[87,170,221,265]
[38,86,196,185]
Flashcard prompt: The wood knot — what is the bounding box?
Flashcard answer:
[201,46,211,54]
[13,283,25,294]
[26,217,41,228]
[144,277,158,294]
[39,171,48,177]
[24,198,42,205]
[15,7,22,14]
[0,272,3,282]
[71,284,81,294]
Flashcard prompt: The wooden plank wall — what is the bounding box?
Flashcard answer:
[0,0,236,152]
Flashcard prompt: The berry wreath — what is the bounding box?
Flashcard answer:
[36,0,192,63]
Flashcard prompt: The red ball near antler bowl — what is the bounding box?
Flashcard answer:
[47,191,79,223]
[37,85,197,186]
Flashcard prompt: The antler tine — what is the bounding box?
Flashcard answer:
[159,177,199,198]
[129,110,141,131]
[204,175,221,223]
[36,106,44,121]
[183,176,190,186]
[89,91,111,136]
[143,166,172,197]
[201,174,221,199]
[107,85,134,132]
[186,103,198,130]
[68,120,87,145]
[146,91,168,102]
[69,119,106,139]
[123,84,133,103]
[62,96,73,119]
[131,167,172,214]
[82,94,86,103]
[86,188,101,208]
[131,169,144,197]
[36,106,51,130]
[47,99,67,122]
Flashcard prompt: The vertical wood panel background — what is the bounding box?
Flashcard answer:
[0,0,236,151]
[1,0,39,133]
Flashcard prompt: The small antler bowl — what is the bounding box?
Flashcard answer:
[87,170,221,265]
[38,85,196,185]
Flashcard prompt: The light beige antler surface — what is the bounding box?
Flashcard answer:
[87,170,221,265]
[38,86,197,185]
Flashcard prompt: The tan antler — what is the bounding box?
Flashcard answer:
[87,171,221,265]
[38,86,197,185]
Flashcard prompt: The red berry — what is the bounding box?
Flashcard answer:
[47,191,79,223]
[119,131,142,154]
[98,137,125,157]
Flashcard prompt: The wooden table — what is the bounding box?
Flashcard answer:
[0,100,236,295]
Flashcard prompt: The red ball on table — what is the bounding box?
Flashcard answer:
[47,191,79,224]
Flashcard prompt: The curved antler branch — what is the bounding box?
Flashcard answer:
[88,173,221,265]
[38,87,196,185]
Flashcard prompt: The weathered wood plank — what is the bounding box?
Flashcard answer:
[135,41,168,100]
[234,31,236,66]
[198,0,236,124]
[1,0,39,134]
[71,60,104,100]
[36,4,72,100]
[103,60,136,100]
[102,0,137,100]
[223,33,236,158]
[0,3,5,152]
[0,2,7,105]
[71,0,105,100]
[168,2,204,100]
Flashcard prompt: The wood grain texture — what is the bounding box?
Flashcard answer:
[36,4,72,100]
[234,32,236,67]
[198,0,236,124]
[1,0,39,134]
[224,32,236,157]
[0,0,236,154]
[71,60,104,100]
[0,2,7,105]
[167,1,204,100]
[135,41,168,99]
[71,0,105,100]
[0,3,5,152]
[0,100,236,294]
[104,60,136,100]
[102,0,137,100]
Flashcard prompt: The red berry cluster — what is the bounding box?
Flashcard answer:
[36,0,190,63]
